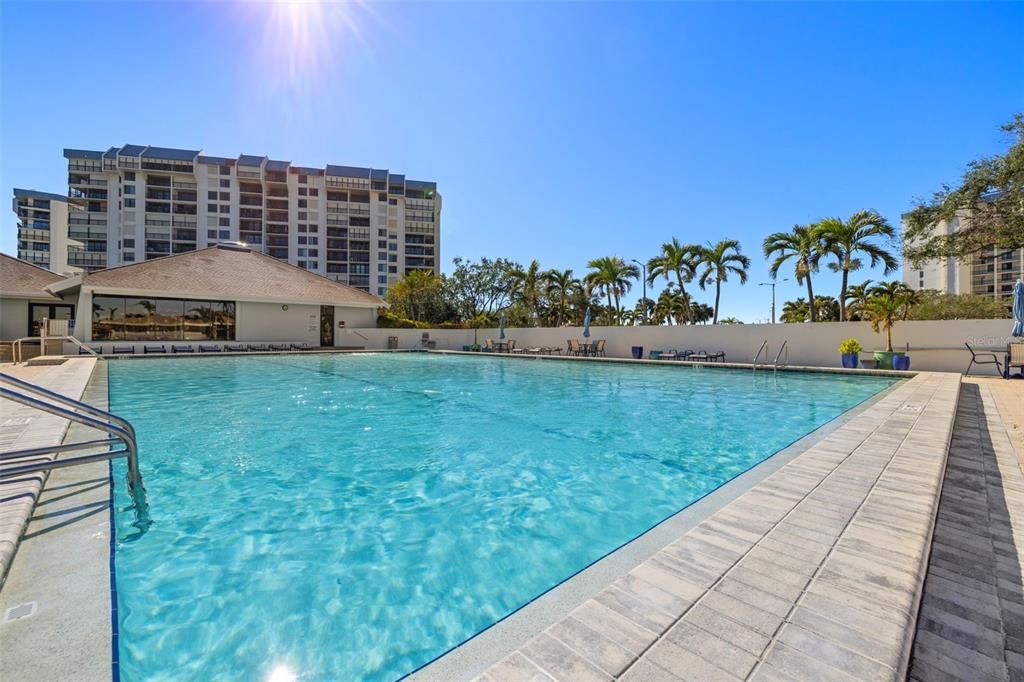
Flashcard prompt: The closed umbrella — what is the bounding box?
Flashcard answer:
[583,307,591,338]
[1013,280,1024,338]
[499,315,506,340]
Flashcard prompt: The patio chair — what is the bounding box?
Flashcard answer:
[661,349,679,360]
[484,339,494,352]
[112,345,134,354]
[964,342,1002,377]
[506,339,517,353]
[709,351,726,362]
[1007,342,1024,378]
[547,346,563,355]
[171,344,194,353]
[687,350,710,361]
[290,343,309,351]
[569,339,582,356]
[198,344,221,352]
[594,339,606,357]
[224,344,246,352]
[143,345,167,354]
[269,343,290,351]
[247,343,269,352]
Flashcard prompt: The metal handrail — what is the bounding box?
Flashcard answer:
[773,340,789,373]
[0,373,149,522]
[752,339,769,372]
[12,335,100,363]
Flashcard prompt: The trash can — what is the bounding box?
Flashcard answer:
[631,346,644,359]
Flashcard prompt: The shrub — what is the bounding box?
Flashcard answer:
[838,338,863,355]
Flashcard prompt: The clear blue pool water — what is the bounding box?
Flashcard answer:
[109,353,897,681]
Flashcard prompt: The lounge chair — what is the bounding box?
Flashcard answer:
[544,346,562,355]
[112,345,134,354]
[963,342,1002,376]
[171,344,194,353]
[269,343,290,351]
[224,343,245,352]
[660,349,679,360]
[143,345,166,354]
[1006,342,1024,378]
[247,343,268,352]
[290,343,309,351]
[198,344,221,352]
[709,351,725,362]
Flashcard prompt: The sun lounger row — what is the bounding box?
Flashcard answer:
[79,343,311,355]
[654,349,726,362]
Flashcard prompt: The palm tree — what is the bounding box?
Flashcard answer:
[510,260,543,322]
[815,210,898,321]
[542,269,580,327]
[585,257,639,325]
[781,298,810,323]
[762,225,825,322]
[655,289,690,325]
[647,238,700,324]
[869,281,923,320]
[813,295,840,321]
[697,239,750,324]
[844,280,874,321]
[690,302,715,324]
[862,294,903,352]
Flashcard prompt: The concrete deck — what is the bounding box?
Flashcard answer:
[0,358,96,583]
[469,371,962,681]
[908,378,1024,682]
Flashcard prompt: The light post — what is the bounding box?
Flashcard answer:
[759,278,788,324]
[631,259,648,325]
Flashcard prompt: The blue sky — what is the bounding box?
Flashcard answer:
[2,1,1022,322]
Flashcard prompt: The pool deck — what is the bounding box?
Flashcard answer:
[2,358,1022,682]
[460,370,965,681]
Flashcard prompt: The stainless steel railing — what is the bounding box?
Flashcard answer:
[752,339,769,372]
[12,335,100,363]
[0,373,149,522]
[773,340,790,373]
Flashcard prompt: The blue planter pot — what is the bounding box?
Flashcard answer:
[841,353,859,369]
[631,346,644,359]
[892,354,911,371]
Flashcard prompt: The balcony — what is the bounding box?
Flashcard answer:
[174,180,197,190]
[67,251,107,267]
[69,229,108,241]
[67,162,102,173]
[146,190,172,201]
[146,176,172,187]
[173,191,198,203]
[17,251,50,265]
[18,228,50,242]
[68,175,107,187]
[69,188,108,200]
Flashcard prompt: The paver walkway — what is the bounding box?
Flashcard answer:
[476,372,960,681]
[907,380,1024,681]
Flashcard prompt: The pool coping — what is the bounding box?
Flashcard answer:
[406,372,908,681]
[465,370,962,682]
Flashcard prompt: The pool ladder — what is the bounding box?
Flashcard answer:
[751,339,789,374]
[0,372,149,521]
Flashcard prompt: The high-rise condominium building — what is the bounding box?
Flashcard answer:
[58,145,440,295]
[13,188,81,274]
[901,213,1023,297]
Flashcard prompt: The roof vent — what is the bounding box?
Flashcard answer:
[214,241,251,253]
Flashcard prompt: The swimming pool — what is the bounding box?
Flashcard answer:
[108,353,897,680]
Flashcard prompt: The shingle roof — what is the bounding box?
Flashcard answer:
[0,253,65,299]
[77,245,384,307]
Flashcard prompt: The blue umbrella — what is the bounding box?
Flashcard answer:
[583,307,591,338]
[1013,280,1024,337]
[499,315,506,340]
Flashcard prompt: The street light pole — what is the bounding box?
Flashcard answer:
[632,259,648,325]
[759,278,788,324]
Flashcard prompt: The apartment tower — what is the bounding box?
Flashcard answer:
[58,145,440,295]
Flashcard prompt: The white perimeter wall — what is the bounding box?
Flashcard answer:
[349,320,1016,376]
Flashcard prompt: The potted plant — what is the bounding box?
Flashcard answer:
[863,294,906,369]
[838,338,862,368]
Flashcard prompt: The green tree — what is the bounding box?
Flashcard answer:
[654,289,690,325]
[813,295,840,321]
[762,225,824,322]
[862,294,903,352]
[584,257,640,325]
[385,270,450,323]
[903,114,1024,266]
[781,298,809,323]
[510,259,544,323]
[445,257,520,322]
[815,210,898,321]
[869,281,923,320]
[843,280,874,321]
[906,291,1011,320]
[697,239,750,324]
[542,268,581,327]
[647,238,700,324]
